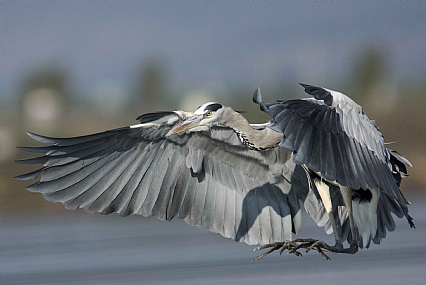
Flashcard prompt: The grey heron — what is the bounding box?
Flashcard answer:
[16,84,413,260]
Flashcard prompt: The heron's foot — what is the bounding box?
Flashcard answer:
[253,238,359,261]
[305,240,358,255]
[253,241,304,261]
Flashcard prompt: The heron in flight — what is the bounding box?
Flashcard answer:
[16,84,413,260]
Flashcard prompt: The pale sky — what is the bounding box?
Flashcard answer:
[2,1,426,105]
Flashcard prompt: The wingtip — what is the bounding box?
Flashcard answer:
[26,131,38,138]
[390,150,413,168]
[299,83,321,93]
[14,169,42,180]
[252,86,262,104]
[14,175,26,181]
[299,83,333,105]
[252,86,273,116]
[25,131,53,143]
[408,214,415,228]
[26,182,41,193]
[14,158,29,164]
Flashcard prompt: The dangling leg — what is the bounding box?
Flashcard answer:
[338,185,359,253]
[254,182,358,261]
[316,180,343,249]
[303,184,358,255]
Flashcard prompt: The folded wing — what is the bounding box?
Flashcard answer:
[253,84,414,245]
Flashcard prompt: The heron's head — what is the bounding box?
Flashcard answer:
[167,102,227,135]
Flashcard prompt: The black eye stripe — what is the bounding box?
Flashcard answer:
[204,103,222,112]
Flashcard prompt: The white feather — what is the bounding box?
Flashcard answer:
[352,188,379,248]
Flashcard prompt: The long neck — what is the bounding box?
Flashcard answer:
[223,110,283,150]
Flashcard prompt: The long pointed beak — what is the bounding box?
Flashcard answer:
[166,115,202,136]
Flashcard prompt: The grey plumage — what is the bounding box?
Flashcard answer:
[16,114,311,246]
[254,84,413,248]
[16,84,412,257]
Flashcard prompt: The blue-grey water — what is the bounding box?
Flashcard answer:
[3,194,426,285]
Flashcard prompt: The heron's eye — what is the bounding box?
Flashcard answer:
[205,110,212,117]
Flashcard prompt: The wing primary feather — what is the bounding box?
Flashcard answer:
[125,146,160,216]
[223,183,236,239]
[282,120,303,150]
[152,148,184,220]
[44,150,134,204]
[330,132,348,186]
[26,130,119,146]
[293,125,313,167]
[39,155,105,183]
[233,186,244,241]
[201,178,217,230]
[306,128,321,172]
[14,168,44,180]
[163,155,187,221]
[246,189,261,245]
[225,162,239,192]
[141,144,175,217]
[347,136,367,189]
[39,139,140,183]
[17,137,120,167]
[171,168,191,219]
[27,150,123,194]
[218,160,233,191]
[273,108,294,126]
[83,150,144,213]
[211,167,226,234]
[188,175,208,226]
[282,116,301,139]
[354,140,376,188]
[335,132,352,187]
[321,131,335,181]
[17,145,61,154]
[178,171,197,219]
[104,151,153,215]
[255,192,271,245]
[262,183,283,241]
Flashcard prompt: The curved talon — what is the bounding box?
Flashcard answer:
[317,248,331,261]
[278,245,287,255]
[253,244,281,261]
[289,249,302,257]
[306,240,327,253]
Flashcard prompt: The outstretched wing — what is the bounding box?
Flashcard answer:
[254,84,413,228]
[16,110,323,245]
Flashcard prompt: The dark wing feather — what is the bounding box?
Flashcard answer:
[16,111,319,246]
[254,84,413,228]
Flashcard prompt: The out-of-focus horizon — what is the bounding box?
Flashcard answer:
[2,2,426,215]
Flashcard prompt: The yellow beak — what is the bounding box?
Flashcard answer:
[167,115,202,136]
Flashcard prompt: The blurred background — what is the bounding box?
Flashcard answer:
[2,2,426,284]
